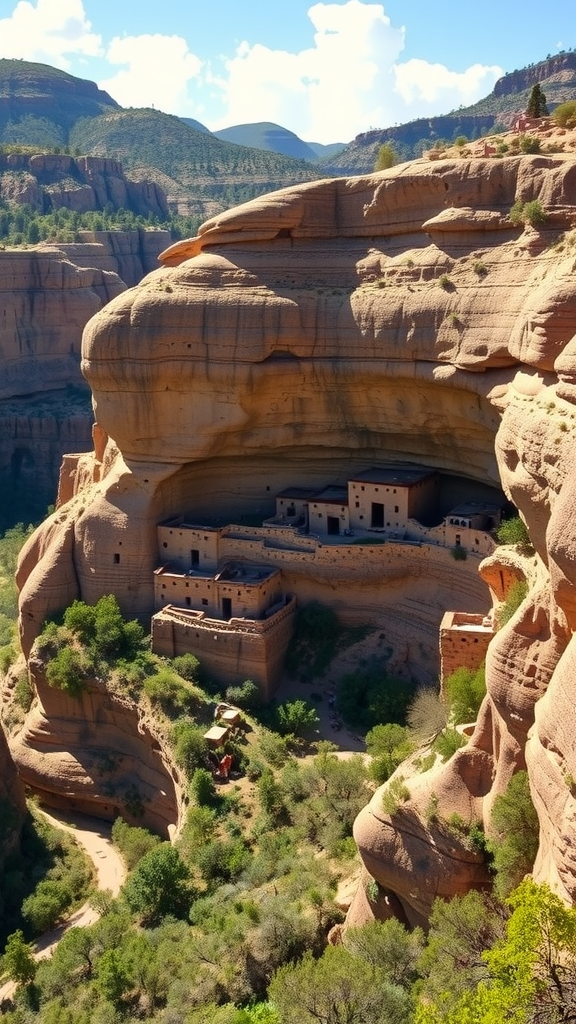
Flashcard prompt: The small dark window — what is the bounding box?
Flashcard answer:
[185,597,191,607]
[163,541,168,548]
[113,553,120,564]
[394,506,399,513]
[202,598,208,606]
[355,501,360,508]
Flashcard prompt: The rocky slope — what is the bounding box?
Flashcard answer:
[12,149,576,902]
[327,51,576,174]
[0,152,169,219]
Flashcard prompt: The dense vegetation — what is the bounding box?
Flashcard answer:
[0,198,202,248]
[0,560,556,1022]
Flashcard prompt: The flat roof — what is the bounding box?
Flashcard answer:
[276,487,318,500]
[215,562,279,583]
[349,465,437,487]
[448,502,502,516]
[310,486,348,505]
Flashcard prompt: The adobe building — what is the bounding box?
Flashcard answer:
[151,465,502,697]
[439,610,495,690]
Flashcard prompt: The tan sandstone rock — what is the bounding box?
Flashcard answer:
[13,154,576,875]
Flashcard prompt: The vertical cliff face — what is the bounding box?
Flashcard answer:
[0,232,170,529]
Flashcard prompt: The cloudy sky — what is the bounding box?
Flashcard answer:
[0,0,572,143]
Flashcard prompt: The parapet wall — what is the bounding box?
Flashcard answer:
[151,598,297,699]
[439,610,495,689]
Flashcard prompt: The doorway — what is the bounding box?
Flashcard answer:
[222,598,232,620]
[371,502,384,528]
[327,516,340,536]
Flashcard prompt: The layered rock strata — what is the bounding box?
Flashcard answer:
[12,154,576,871]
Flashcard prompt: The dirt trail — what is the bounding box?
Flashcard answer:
[0,807,127,1003]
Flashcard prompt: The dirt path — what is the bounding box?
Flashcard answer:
[0,807,127,1003]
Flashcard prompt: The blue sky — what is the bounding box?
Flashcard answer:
[0,0,573,143]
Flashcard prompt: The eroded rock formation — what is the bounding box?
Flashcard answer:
[11,154,576,872]
[0,232,171,528]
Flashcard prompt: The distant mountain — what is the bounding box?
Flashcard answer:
[0,58,119,148]
[179,116,211,134]
[0,61,324,221]
[323,51,576,176]
[214,121,319,162]
[69,108,324,218]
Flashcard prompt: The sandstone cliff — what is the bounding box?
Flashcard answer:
[0,152,169,221]
[0,231,171,529]
[13,153,576,892]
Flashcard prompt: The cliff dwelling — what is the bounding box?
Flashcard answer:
[150,464,503,696]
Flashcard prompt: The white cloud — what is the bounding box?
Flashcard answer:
[394,60,503,110]
[0,0,101,67]
[209,1,502,143]
[99,34,203,113]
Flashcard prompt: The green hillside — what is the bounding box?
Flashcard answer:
[0,58,119,148]
[69,108,325,216]
[324,50,576,176]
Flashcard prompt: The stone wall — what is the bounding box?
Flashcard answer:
[152,598,297,699]
[439,610,495,689]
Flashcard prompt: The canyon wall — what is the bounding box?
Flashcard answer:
[0,231,170,528]
[11,154,576,884]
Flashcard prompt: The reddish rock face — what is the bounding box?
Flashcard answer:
[12,155,576,873]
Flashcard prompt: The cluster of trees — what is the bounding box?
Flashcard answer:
[0,201,201,248]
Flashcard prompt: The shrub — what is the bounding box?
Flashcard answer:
[172,721,208,777]
[366,724,413,783]
[519,134,541,154]
[46,646,88,697]
[374,142,396,171]
[496,514,532,550]
[407,686,448,740]
[489,770,539,897]
[552,99,576,128]
[473,261,488,276]
[454,135,468,147]
[337,661,413,730]
[191,767,217,807]
[14,671,33,711]
[438,274,451,290]
[432,727,467,761]
[382,775,410,815]
[171,652,201,682]
[510,199,546,227]
[21,879,72,932]
[445,664,486,724]
[225,678,262,708]
[496,579,529,629]
[276,699,319,736]
[111,817,161,870]
[121,843,192,924]
[451,544,467,560]
[144,668,200,717]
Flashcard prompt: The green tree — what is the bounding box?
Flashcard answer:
[95,947,130,1006]
[526,83,548,118]
[21,879,72,932]
[343,918,424,989]
[191,767,217,807]
[418,889,507,1010]
[121,844,192,924]
[496,514,532,550]
[2,929,36,984]
[417,881,576,1024]
[489,770,539,898]
[365,724,414,783]
[375,142,397,171]
[444,664,486,724]
[276,699,318,736]
[269,944,411,1023]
